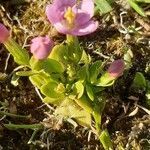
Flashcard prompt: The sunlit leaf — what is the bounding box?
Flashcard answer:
[75,95,93,114]
[16,70,37,76]
[4,39,30,65]
[95,0,113,14]
[74,81,84,99]
[11,73,20,86]
[127,0,146,17]
[49,44,68,65]
[135,0,150,3]
[86,85,94,101]
[55,98,91,127]
[43,96,63,105]
[89,60,102,84]
[99,129,113,150]
[96,72,115,87]
[80,50,91,64]
[66,35,83,63]
[30,57,64,74]
[41,82,64,99]
[29,73,50,89]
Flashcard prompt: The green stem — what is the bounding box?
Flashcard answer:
[134,0,150,3]
[66,34,79,44]
[0,111,31,119]
[28,130,39,144]
[93,111,101,135]
[4,123,43,130]
[75,95,93,114]
[99,130,113,150]
[66,34,75,43]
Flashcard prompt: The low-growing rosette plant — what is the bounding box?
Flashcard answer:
[0,0,125,149]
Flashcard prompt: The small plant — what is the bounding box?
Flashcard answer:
[0,0,125,149]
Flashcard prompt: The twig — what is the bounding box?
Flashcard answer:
[137,104,150,115]
[35,87,55,111]
[4,53,11,72]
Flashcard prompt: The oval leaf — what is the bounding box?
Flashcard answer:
[30,57,64,74]
[41,82,64,99]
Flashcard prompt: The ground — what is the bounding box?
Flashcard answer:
[0,0,150,150]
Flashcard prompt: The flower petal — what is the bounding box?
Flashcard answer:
[46,4,64,24]
[53,22,70,35]
[30,36,54,60]
[70,21,98,36]
[78,0,94,18]
[53,0,76,8]
[75,9,91,26]
[108,59,125,78]
[0,23,10,43]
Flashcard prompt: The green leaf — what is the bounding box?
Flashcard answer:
[16,70,37,76]
[131,72,146,90]
[93,86,105,93]
[55,98,91,127]
[66,35,83,63]
[29,73,50,89]
[99,129,113,150]
[74,95,93,114]
[134,0,150,3]
[80,50,91,64]
[74,81,84,99]
[89,60,102,84]
[95,0,112,14]
[146,92,150,108]
[43,97,63,105]
[4,39,30,65]
[124,49,133,69]
[127,0,146,17]
[93,96,106,133]
[77,65,87,82]
[94,96,106,115]
[49,44,68,65]
[96,72,115,87]
[86,85,94,101]
[30,57,64,74]
[41,82,65,99]
[11,74,20,86]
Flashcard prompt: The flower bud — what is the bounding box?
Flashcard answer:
[30,36,54,60]
[108,59,125,78]
[0,23,10,43]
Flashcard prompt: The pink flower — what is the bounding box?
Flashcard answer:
[0,23,10,43]
[46,0,98,36]
[108,59,125,78]
[30,36,54,60]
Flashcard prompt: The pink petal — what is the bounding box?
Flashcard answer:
[78,0,94,18]
[46,4,64,24]
[70,21,99,36]
[46,0,76,24]
[53,0,76,8]
[0,23,10,43]
[30,36,54,60]
[75,9,91,26]
[53,22,70,35]
[108,59,125,78]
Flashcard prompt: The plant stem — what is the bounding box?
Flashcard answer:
[99,130,113,150]
[0,111,31,119]
[4,123,43,130]
[28,130,39,144]
[66,34,78,44]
